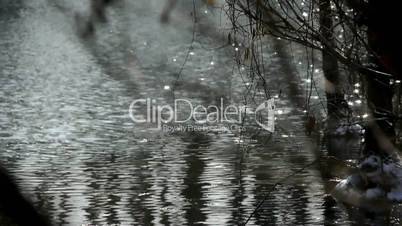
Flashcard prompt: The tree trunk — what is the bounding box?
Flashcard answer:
[319,0,348,120]
[363,0,400,155]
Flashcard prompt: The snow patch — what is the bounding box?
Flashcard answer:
[331,123,363,136]
[366,187,385,199]
[333,154,402,206]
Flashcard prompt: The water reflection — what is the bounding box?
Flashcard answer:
[2,0,401,225]
[181,133,208,225]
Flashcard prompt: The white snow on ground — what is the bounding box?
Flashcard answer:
[331,123,363,136]
[333,154,402,209]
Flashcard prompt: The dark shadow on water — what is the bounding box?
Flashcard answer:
[181,132,209,225]
[0,165,51,226]
[0,0,23,19]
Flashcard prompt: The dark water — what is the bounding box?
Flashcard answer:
[1,0,401,225]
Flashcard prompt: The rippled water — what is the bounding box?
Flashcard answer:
[2,0,400,225]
